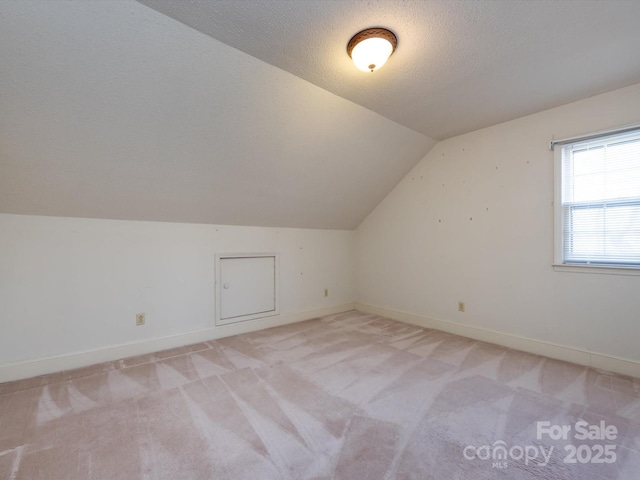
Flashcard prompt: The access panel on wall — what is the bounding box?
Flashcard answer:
[215,253,279,326]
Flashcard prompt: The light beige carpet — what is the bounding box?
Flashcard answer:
[0,311,639,479]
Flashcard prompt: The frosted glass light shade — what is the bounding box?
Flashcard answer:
[347,28,397,73]
[351,37,393,72]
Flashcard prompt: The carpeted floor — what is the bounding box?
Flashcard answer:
[0,310,639,479]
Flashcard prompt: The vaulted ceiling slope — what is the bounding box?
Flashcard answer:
[0,0,435,230]
[140,0,640,140]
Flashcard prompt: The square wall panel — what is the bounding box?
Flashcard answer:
[215,253,279,326]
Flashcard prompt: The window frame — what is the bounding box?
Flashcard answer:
[553,125,640,276]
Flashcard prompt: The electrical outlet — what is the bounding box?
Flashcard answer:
[136,312,146,326]
[457,301,465,313]
[324,288,329,297]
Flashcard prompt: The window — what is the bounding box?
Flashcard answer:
[554,126,640,270]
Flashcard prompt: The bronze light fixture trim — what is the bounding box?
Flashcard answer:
[347,27,398,72]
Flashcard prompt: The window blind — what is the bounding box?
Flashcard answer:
[560,128,640,266]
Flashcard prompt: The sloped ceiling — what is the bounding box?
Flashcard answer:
[0,0,434,229]
[2,1,640,230]
[140,0,640,140]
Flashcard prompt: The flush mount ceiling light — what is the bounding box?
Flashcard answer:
[347,27,397,72]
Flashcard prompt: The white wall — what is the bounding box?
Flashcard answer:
[356,82,640,366]
[4,83,640,382]
[0,214,354,379]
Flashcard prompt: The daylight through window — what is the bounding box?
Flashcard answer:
[555,127,640,268]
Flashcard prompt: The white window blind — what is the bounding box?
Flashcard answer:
[558,128,640,267]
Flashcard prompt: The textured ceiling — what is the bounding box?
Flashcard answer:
[0,0,434,229]
[140,0,640,140]
[2,0,640,230]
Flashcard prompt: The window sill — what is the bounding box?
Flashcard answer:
[553,264,640,276]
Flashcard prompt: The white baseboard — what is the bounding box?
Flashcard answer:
[355,303,640,379]
[0,303,355,384]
